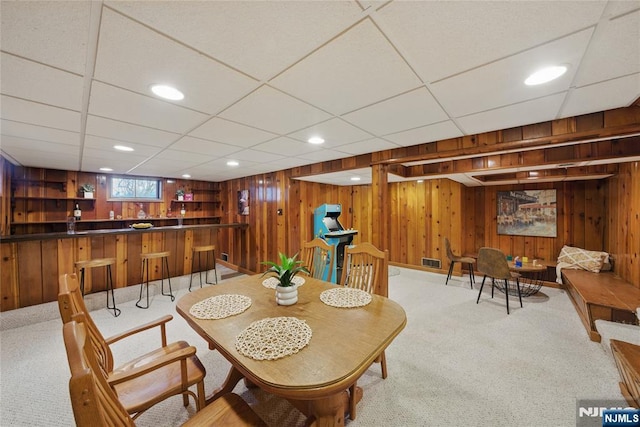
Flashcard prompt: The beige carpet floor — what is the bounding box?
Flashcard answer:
[0,267,623,426]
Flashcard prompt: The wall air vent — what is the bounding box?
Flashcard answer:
[421,257,441,269]
[221,252,229,262]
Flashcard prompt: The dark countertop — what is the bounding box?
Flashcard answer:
[0,222,248,243]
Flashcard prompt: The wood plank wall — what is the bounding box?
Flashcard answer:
[216,171,638,289]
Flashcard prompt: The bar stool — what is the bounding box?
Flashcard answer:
[189,245,218,291]
[75,258,120,317]
[137,251,174,309]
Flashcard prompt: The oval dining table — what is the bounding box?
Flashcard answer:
[176,274,407,427]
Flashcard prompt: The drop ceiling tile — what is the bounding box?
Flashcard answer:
[0,54,84,111]
[81,147,148,166]
[342,87,449,136]
[219,86,331,134]
[4,147,80,171]
[430,29,593,118]
[573,10,640,87]
[107,1,364,80]
[0,135,78,153]
[169,136,242,157]
[88,81,208,134]
[384,121,463,147]
[375,1,606,82]
[335,138,400,155]
[296,149,352,163]
[271,19,422,115]
[456,93,566,135]
[229,149,284,163]
[252,136,324,157]
[155,149,215,163]
[83,135,163,156]
[287,118,373,147]
[80,155,144,174]
[85,116,180,148]
[129,157,203,175]
[95,9,259,115]
[0,1,91,74]
[189,117,277,147]
[264,157,315,170]
[0,95,80,132]
[561,73,640,118]
[1,120,80,146]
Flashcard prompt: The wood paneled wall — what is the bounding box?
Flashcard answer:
[606,162,640,287]
[217,169,638,289]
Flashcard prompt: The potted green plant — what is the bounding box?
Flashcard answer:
[80,183,95,199]
[262,252,310,305]
[176,189,185,201]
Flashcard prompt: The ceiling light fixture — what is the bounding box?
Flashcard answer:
[524,65,568,86]
[99,167,113,172]
[308,136,325,145]
[350,176,361,181]
[227,160,239,167]
[151,84,184,100]
[182,174,191,178]
[114,145,134,152]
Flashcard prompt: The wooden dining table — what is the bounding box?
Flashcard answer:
[176,274,407,427]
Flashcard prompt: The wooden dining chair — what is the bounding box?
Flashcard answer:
[301,238,335,280]
[340,242,389,420]
[63,319,267,427]
[444,237,476,288]
[58,273,207,419]
[475,247,523,314]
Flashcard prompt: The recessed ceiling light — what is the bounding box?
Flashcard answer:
[524,65,568,86]
[417,179,424,183]
[182,174,191,178]
[150,84,184,100]
[114,145,134,152]
[99,167,113,172]
[227,160,239,167]
[308,136,325,145]
[350,176,361,181]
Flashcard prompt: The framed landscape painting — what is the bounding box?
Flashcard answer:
[497,190,557,237]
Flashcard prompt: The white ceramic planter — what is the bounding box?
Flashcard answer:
[275,285,298,306]
[83,192,93,199]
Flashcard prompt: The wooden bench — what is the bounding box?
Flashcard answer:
[561,269,640,342]
[610,340,640,408]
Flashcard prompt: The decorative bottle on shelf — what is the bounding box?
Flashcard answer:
[180,204,186,216]
[73,203,82,221]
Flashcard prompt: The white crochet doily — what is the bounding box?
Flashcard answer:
[320,287,372,308]
[235,316,312,361]
[261,276,305,289]
[189,294,252,320]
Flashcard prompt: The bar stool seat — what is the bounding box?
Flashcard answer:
[189,245,217,292]
[137,251,174,309]
[75,257,120,317]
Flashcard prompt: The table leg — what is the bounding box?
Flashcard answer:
[308,391,348,427]
[205,366,244,405]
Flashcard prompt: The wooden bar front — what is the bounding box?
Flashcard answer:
[0,223,247,311]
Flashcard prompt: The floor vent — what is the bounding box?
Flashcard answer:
[221,252,229,262]
[422,257,441,269]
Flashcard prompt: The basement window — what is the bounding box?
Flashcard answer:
[109,177,162,201]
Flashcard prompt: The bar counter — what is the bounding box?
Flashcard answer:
[0,223,248,311]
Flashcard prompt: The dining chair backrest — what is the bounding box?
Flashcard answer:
[476,247,511,280]
[301,238,335,280]
[64,319,135,427]
[444,237,455,261]
[59,273,114,374]
[341,242,389,296]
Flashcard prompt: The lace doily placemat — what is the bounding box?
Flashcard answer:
[235,317,312,361]
[189,294,252,320]
[320,287,372,308]
[261,276,305,289]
